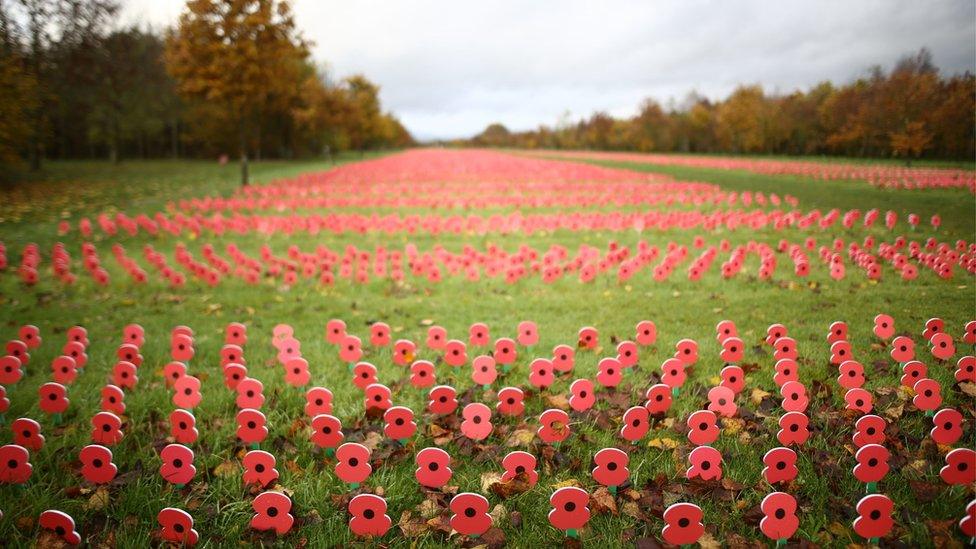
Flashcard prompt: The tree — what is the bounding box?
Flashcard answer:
[890,121,933,163]
[165,0,309,184]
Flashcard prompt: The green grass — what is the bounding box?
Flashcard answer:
[0,153,973,547]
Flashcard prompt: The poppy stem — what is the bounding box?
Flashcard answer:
[250,443,260,450]
[671,387,680,397]
[924,410,935,417]
[869,537,879,545]
[483,384,490,391]
[52,413,62,426]
[776,539,786,547]
[398,439,408,446]
[348,363,355,373]
[566,528,578,539]
[325,448,335,458]
[174,483,185,490]
[865,482,877,494]
[609,485,617,496]
[0,413,5,425]
[349,482,360,490]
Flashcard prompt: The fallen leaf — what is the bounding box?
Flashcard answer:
[212,460,238,478]
[648,437,680,450]
[85,486,110,511]
[505,429,536,447]
[590,486,618,515]
[750,388,771,406]
[398,511,429,537]
[480,471,505,492]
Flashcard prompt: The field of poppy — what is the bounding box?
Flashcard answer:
[0,149,973,547]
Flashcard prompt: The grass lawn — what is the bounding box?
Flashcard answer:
[0,151,973,547]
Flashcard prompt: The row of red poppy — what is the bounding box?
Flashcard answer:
[48,203,946,243]
[2,315,974,544]
[531,150,976,191]
[5,230,972,289]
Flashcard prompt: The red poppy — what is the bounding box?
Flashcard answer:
[0,355,22,385]
[923,317,945,341]
[707,386,737,417]
[353,362,379,390]
[305,387,333,417]
[158,507,198,546]
[335,442,372,484]
[552,344,575,372]
[427,325,448,349]
[223,363,247,390]
[930,332,955,361]
[461,403,493,440]
[159,443,196,486]
[956,356,976,383]
[79,444,117,484]
[765,324,788,346]
[325,318,347,344]
[900,360,927,387]
[517,320,539,346]
[837,360,865,389]
[117,343,143,366]
[170,409,198,445]
[339,335,363,364]
[662,502,704,545]
[91,411,123,446]
[226,322,247,346]
[171,334,194,362]
[408,359,435,388]
[450,492,492,536]
[960,500,975,538]
[931,408,963,445]
[636,320,657,346]
[674,338,699,365]
[364,383,393,412]
[687,410,719,446]
[719,337,744,364]
[494,337,517,366]
[235,377,264,410]
[567,379,595,412]
[469,323,490,347]
[912,378,942,412]
[370,322,391,347]
[762,447,797,484]
[770,358,796,387]
[428,385,458,415]
[62,341,87,368]
[853,414,886,447]
[715,319,736,343]
[773,337,797,361]
[39,510,81,545]
[853,494,893,539]
[6,340,28,365]
[873,314,895,340]
[779,381,808,413]
[844,388,873,414]
[275,337,301,365]
[282,357,309,388]
[829,340,852,365]
[67,325,89,346]
[310,414,344,450]
[502,451,538,486]
[661,357,687,389]
[12,417,44,451]
[890,336,915,363]
[384,406,417,441]
[392,339,416,366]
[529,358,555,389]
[577,326,598,350]
[853,444,890,483]
[596,357,622,388]
[237,409,268,445]
[251,491,294,534]
[826,321,847,344]
[50,355,78,385]
[39,382,69,415]
[19,324,41,349]
[173,375,201,409]
[0,444,31,484]
[620,406,650,442]
[592,447,629,487]
[349,493,392,537]
[640,383,670,415]
[496,387,525,416]
[777,412,809,446]
[687,445,722,480]
[548,486,590,533]
[941,448,976,485]
[616,340,638,368]
[760,492,799,541]
[719,366,745,395]
[243,449,279,487]
[415,447,452,488]
[538,409,570,444]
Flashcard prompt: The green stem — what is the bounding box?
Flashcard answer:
[349,482,360,490]
[671,386,680,397]
[609,485,617,496]
[250,443,260,450]
[52,413,62,426]
[866,482,877,494]
[776,539,786,548]
[566,528,578,539]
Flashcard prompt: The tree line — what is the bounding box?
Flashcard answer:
[0,0,413,181]
[465,49,974,161]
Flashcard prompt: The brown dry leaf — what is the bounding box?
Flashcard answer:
[284,460,303,474]
[398,511,429,537]
[418,498,441,519]
[883,403,905,421]
[699,532,722,549]
[480,526,507,548]
[212,460,238,478]
[827,522,848,536]
[85,486,110,511]
[362,431,384,452]
[721,417,745,435]
[489,503,508,525]
[488,472,533,499]
[959,382,976,398]
[590,486,618,515]
[36,530,70,549]
[750,388,771,405]
[505,429,536,447]
[480,471,505,492]
[420,319,434,326]
[545,393,571,410]
[648,437,680,450]
[621,501,642,519]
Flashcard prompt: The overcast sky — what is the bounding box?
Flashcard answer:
[122,0,976,141]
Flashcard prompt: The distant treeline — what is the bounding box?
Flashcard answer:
[464,49,975,161]
[0,0,413,173]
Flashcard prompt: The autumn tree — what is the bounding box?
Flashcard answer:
[165,0,309,184]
